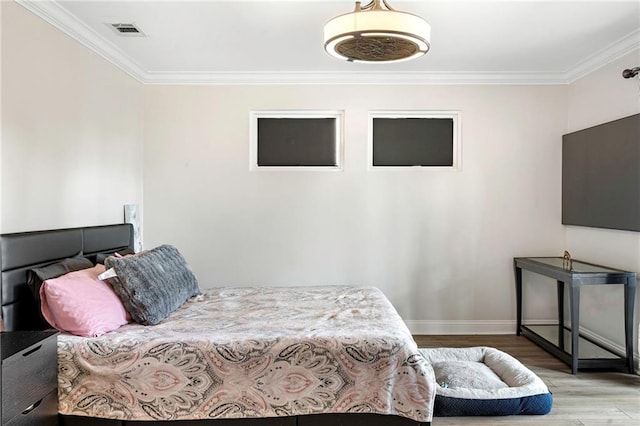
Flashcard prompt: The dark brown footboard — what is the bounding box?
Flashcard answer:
[60,413,430,426]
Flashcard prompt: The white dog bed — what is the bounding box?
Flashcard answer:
[420,347,553,416]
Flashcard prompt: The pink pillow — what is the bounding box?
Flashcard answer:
[40,264,129,337]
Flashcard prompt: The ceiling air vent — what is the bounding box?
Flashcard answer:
[110,23,145,36]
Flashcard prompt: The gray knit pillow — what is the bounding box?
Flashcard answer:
[105,245,200,325]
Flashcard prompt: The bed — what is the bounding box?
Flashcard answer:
[0,224,435,426]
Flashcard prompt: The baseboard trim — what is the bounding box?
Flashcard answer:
[403,320,556,335]
[405,320,639,373]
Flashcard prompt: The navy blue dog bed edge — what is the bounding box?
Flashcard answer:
[434,393,553,417]
[420,347,553,417]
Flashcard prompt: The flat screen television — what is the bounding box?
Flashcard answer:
[562,113,640,232]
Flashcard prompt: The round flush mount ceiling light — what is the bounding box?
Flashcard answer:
[323,0,431,64]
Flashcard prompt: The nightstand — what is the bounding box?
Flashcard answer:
[2,330,59,425]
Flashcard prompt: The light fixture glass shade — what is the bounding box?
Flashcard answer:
[324,1,431,63]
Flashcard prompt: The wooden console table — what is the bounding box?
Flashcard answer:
[514,257,636,374]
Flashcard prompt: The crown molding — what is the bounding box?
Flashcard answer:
[565,29,640,84]
[143,70,568,86]
[16,0,147,83]
[16,0,639,86]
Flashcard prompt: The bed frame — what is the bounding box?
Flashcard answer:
[0,224,429,426]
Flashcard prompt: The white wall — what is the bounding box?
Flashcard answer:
[143,84,567,330]
[8,0,635,340]
[0,2,143,233]
[566,50,640,353]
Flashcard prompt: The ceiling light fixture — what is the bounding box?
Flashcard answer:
[323,0,431,64]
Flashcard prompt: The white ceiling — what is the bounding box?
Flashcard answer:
[18,0,640,84]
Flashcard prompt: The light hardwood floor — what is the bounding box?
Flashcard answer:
[413,335,640,426]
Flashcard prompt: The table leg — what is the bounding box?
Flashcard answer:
[569,282,580,375]
[624,277,637,374]
[557,280,565,351]
[515,263,523,335]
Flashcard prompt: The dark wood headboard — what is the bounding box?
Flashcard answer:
[0,224,133,331]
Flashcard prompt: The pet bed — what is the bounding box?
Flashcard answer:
[419,347,552,417]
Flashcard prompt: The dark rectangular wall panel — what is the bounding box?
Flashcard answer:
[562,113,640,232]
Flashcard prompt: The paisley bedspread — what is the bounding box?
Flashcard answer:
[57,286,435,422]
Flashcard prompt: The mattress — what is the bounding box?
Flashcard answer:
[57,286,435,422]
